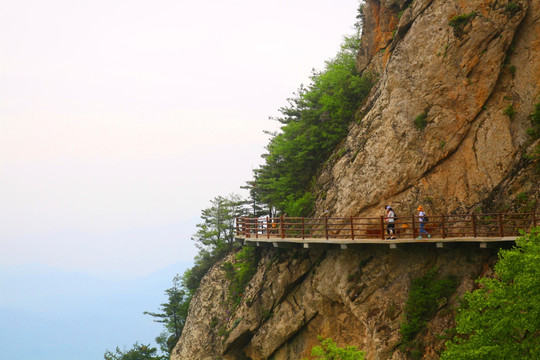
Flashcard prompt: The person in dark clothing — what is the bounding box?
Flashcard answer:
[385,205,396,239]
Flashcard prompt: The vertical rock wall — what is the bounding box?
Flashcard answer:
[172,246,500,359]
[316,0,539,218]
[172,1,539,359]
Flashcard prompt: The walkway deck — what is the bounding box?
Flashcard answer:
[235,235,519,249]
[235,212,537,249]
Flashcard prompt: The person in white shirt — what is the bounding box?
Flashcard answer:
[417,205,430,239]
[385,205,396,239]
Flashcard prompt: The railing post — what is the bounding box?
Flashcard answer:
[350,216,355,240]
[411,215,416,239]
[325,217,329,240]
[380,216,385,240]
[302,217,305,239]
[280,215,284,239]
[244,217,249,238]
[471,213,477,238]
[255,217,259,239]
[441,214,446,239]
[533,213,537,228]
[498,212,504,237]
[266,216,270,239]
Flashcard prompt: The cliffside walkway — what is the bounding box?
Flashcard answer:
[235,212,538,249]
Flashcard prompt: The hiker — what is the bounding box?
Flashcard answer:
[385,205,396,239]
[417,206,430,239]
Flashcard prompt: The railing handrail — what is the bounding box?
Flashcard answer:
[235,212,538,240]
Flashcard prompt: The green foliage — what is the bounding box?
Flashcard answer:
[441,228,540,360]
[449,12,477,36]
[503,104,516,119]
[508,64,517,77]
[252,34,374,216]
[506,2,519,12]
[104,342,165,360]
[284,192,315,217]
[182,193,248,293]
[355,3,365,31]
[192,193,247,253]
[449,12,478,27]
[400,268,457,358]
[223,246,260,308]
[261,307,273,321]
[526,103,540,139]
[413,112,428,130]
[104,193,251,359]
[304,336,365,360]
[505,2,520,16]
[241,180,272,217]
[143,275,190,355]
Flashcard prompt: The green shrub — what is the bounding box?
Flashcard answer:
[509,64,516,77]
[400,268,457,358]
[284,192,314,217]
[505,2,520,16]
[441,228,540,360]
[414,113,428,130]
[223,247,260,308]
[503,104,516,119]
[337,147,348,158]
[527,103,540,139]
[304,336,365,360]
[449,12,477,36]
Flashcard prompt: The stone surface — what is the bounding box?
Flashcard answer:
[172,1,539,359]
[171,246,499,359]
[318,0,539,219]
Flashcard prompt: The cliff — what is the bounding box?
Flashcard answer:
[172,0,539,359]
[173,246,502,360]
[317,0,539,218]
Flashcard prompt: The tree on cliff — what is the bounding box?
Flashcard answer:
[192,193,246,253]
[441,227,540,360]
[144,275,190,355]
[182,193,248,293]
[251,34,374,217]
[103,342,165,360]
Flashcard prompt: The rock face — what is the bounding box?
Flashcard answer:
[172,0,539,359]
[317,0,539,218]
[172,246,499,359]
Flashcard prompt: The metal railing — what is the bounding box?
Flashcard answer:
[235,213,538,240]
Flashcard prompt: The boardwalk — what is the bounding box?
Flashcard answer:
[235,212,538,249]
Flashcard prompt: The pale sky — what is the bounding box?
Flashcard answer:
[0,0,360,278]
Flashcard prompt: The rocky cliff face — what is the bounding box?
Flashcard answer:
[172,0,539,359]
[172,246,500,359]
[317,0,539,218]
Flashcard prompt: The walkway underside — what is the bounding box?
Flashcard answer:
[236,236,518,249]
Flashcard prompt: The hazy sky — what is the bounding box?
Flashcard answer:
[0,0,360,278]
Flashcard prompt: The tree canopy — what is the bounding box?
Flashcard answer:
[143,275,191,355]
[441,227,540,360]
[104,342,165,360]
[182,193,248,293]
[251,35,374,216]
